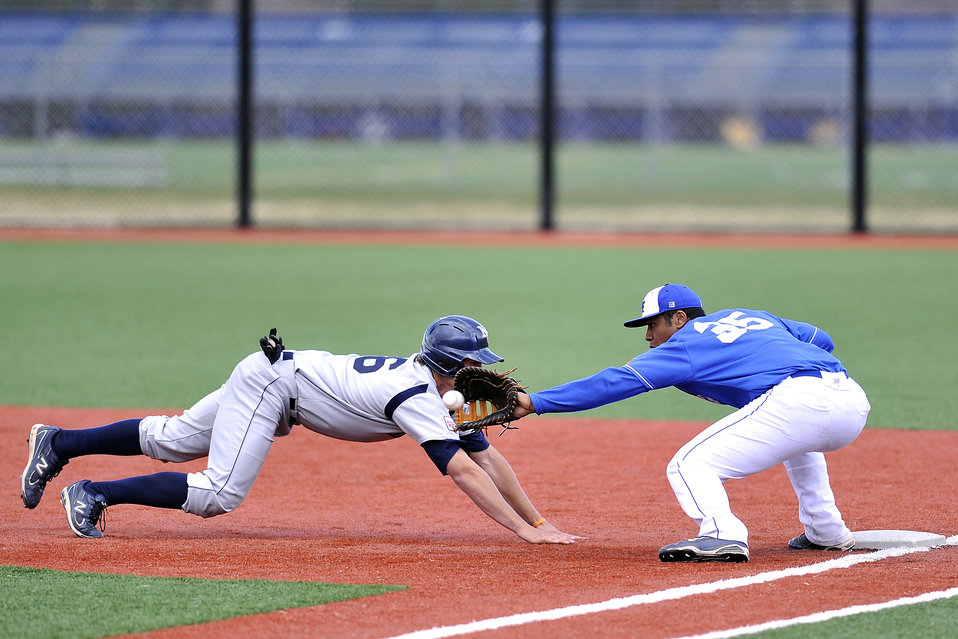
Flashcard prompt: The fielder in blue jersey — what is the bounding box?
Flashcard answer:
[514,284,871,563]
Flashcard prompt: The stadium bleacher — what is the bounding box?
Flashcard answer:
[0,12,955,141]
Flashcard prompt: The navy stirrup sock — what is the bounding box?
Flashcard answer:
[90,472,189,509]
[52,418,143,459]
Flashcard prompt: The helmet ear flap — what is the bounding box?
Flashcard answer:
[421,321,464,377]
[418,349,459,377]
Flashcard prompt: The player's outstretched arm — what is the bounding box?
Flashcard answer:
[445,449,576,544]
[468,445,578,540]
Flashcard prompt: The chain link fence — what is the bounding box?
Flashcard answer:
[0,1,956,233]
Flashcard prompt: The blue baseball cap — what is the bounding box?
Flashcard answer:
[624,284,703,328]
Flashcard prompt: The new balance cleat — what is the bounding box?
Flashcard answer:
[60,480,108,539]
[788,533,855,552]
[21,424,67,509]
[659,536,750,563]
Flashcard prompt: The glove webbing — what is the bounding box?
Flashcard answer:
[453,400,496,426]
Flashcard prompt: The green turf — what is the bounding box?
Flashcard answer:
[2,240,955,429]
[2,238,955,638]
[748,591,958,639]
[2,140,957,212]
[0,565,404,639]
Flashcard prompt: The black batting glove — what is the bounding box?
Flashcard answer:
[259,327,285,364]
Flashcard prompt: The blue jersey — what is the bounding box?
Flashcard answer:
[530,309,846,413]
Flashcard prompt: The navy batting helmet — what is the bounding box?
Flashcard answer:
[420,315,503,377]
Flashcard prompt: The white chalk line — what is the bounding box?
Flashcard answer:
[673,585,958,639]
[384,535,958,639]
[672,534,958,639]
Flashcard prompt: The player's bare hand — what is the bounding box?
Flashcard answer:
[519,523,579,544]
[513,392,536,419]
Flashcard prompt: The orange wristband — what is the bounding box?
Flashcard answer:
[532,518,546,528]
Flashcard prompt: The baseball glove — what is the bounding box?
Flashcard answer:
[452,367,522,432]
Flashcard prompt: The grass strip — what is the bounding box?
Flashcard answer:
[0,565,405,639]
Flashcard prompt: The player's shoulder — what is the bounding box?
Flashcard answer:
[362,353,435,385]
[698,307,769,319]
[691,308,784,326]
[288,349,334,365]
[344,352,423,372]
[674,308,789,348]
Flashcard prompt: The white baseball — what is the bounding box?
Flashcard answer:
[442,390,465,411]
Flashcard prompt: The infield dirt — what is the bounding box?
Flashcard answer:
[2,406,955,638]
[3,227,956,637]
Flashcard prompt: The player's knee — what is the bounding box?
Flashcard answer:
[142,414,205,463]
[666,457,682,487]
[139,415,169,460]
[666,451,685,477]
[182,472,245,518]
[666,453,704,492]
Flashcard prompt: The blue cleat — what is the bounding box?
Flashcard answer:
[21,424,67,509]
[788,533,855,551]
[60,480,108,539]
[659,536,749,563]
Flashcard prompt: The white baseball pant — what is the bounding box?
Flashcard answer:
[666,372,870,546]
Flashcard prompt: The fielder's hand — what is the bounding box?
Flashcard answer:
[513,392,536,419]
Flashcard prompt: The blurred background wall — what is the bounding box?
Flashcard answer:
[0,0,955,233]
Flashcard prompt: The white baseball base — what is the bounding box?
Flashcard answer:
[852,529,947,550]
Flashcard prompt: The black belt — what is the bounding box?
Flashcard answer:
[282,351,300,425]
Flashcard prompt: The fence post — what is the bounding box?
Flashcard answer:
[237,0,253,228]
[539,0,556,231]
[851,0,868,233]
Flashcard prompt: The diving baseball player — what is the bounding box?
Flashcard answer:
[513,284,870,562]
[21,315,577,544]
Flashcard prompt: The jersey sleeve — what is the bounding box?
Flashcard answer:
[529,365,651,414]
[779,317,835,353]
[623,341,695,389]
[420,430,490,475]
[390,392,462,444]
[421,440,462,475]
[458,429,491,453]
[530,341,694,415]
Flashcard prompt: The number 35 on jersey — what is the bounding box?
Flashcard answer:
[694,311,773,344]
